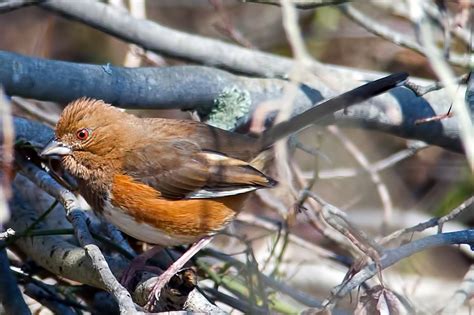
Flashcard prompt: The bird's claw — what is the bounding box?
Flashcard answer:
[144,271,175,311]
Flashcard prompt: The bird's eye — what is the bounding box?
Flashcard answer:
[76,128,90,141]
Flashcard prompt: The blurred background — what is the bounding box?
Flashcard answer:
[1,1,473,313]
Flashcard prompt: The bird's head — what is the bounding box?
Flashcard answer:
[41,98,132,180]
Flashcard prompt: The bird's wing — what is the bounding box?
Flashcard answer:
[122,139,276,200]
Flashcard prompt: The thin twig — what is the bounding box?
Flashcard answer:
[0,88,14,223]
[441,264,474,314]
[122,0,147,68]
[203,248,324,308]
[371,0,474,50]
[411,0,474,171]
[317,141,429,179]
[199,260,299,314]
[381,196,474,245]
[306,191,390,308]
[328,125,393,231]
[210,0,255,49]
[404,73,470,97]
[242,0,351,9]
[272,0,315,213]
[16,158,137,314]
[437,196,474,233]
[308,192,384,255]
[291,164,357,253]
[327,229,474,304]
[23,283,77,315]
[340,3,470,68]
[236,212,338,259]
[12,97,59,125]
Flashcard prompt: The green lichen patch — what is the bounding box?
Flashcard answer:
[206,86,251,130]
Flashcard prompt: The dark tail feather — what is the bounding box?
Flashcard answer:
[259,72,408,149]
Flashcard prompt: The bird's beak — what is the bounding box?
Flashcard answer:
[40,139,72,157]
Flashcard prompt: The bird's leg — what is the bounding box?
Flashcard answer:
[415,103,453,125]
[144,236,212,311]
[120,245,163,290]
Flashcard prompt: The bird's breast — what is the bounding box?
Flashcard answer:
[102,199,199,246]
[103,175,247,246]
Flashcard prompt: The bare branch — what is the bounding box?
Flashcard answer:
[23,283,76,315]
[317,140,429,179]
[441,264,474,314]
[1,51,466,153]
[204,248,324,308]
[328,229,474,303]
[0,0,40,13]
[371,0,474,50]
[0,226,30,315]
[38,0,300,78]
[410,0,474,171]
[381,196,474,245]
[11,97,59,126]
[340,3,470,68]
[15,159,137,314]
[0,89,14,223]
[328,125,393,230]
[241,0,350,9]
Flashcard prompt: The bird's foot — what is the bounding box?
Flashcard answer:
[119,246,163,290]
[144,268,176,311]
[143,237,213,311]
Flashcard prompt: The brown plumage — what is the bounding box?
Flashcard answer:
[48,98,275,244]
[40,72,407,308]
[111,174,242,236]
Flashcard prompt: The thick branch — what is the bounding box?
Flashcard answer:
[0,236,30,315]
[0,51,241,111]
[9,175,128,290]
[39,0,299,78]
[1,0,463,152]
[1,51,465,153]
[0,0,40,13]
[15,160,137,315]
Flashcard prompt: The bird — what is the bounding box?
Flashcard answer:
[40,72,407,310]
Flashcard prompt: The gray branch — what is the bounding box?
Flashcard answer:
[241,0,351,9]
[330,229,474,301]
[15,159,137,315]
[0,50,465,153]
[340,3,468,68]
[0,232,30,315]
[1,0,463,152]
[39,0,297,78]
[9,175,129,289]
[23,283,76,315]
[0,0,40,13]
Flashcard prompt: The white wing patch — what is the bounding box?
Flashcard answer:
[187,186,258,199]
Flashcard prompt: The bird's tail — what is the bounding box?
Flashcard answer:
[258,72,408,149]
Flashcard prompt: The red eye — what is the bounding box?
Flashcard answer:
[76,128,90,140]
